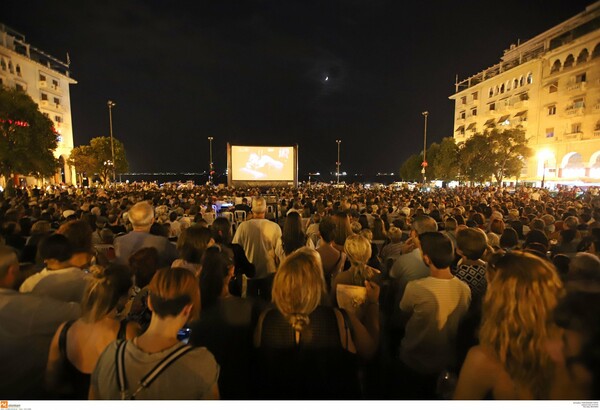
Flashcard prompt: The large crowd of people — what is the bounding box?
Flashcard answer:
[0,181,599,400]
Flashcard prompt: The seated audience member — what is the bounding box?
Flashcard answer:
[114,201,178,268]
[172,225,214,276]
[46,264,139,398]
[548,285,600,400]
[19,234,87,303]
[254,248,379,399]
[454,251,563,399]
[398,232,471,399]
[189,247,256,399]
[454,228,488,309]
[90,267,220,399]
[0,246,81,399]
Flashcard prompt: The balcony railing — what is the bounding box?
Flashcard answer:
[565,107,585,116]
[594,130,600,138]
[566,82,586,92]
[564,132,583,140]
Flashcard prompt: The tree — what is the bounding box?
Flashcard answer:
[423,142,439,181]
[457,127,533,185]
[0,87,59,188]
[432,137,459,182]
[69,136,128,184]
[399,153,423,181]
[486,127,533,185]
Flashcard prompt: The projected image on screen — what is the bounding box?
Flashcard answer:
[231,146,294,181]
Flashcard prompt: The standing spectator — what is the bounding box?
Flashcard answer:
[454,251,563,399]
[232,197,281,300]
[90,267,220,399]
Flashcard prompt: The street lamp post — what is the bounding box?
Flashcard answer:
[336,139,341,185]
[107,100,116,183]
[541,160,547,188]
[208,136,214,185]
[422,111,429,184]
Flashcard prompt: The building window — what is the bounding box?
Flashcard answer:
[571,123,582,133]
[15,65,21,76]
[54,115,62,123]
[551,59,561,73]
[471,108,477,116]
[564,54,575,69]
[472,91,478,100]
[52,79,59,89]
[460,111,466,119]
[500,84,505,93]
[15,83,24,92]
[53,97,60,106]
[513,78,519,89]
[506,80,511,92]
[0,59,6,71]
[549,82,558,93]
[573,98,585,108]
[8,61,14,74]
[527,73,533,84]
[546,128,554,138]
[575,72,587,83]
[548,105,556,115]
[39,74,46,81]
[460,96,467,105]
[519,76,525,87]
[489,102,495,111]
[41,93,48,101]
[577,49,589,64]
[593,43,600,59]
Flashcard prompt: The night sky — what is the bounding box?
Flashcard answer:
[3,0,593,177]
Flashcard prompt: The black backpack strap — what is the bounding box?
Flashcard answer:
[58,320,76,357]
[117,319,128,340]
[115,340,129,399]
[116,341,195,400]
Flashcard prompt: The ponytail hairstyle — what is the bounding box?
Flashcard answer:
[272,248,326,333]
[81,264,133,322]
[344,234,373,286]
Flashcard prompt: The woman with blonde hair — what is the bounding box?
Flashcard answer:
[331,234,381,302]
[254,248,379,398]
[90,267,219,399]
[454,251,564,399]
[331,211,353,252]
[46,264,139,399]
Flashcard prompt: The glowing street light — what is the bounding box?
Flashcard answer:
[107,100,116,183]
[208,136,214,184]
[422,111,429,184]
[336,139,342,184]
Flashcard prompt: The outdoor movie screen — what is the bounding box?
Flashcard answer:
[230,145,295,181]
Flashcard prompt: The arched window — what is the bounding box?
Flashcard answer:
[15,65,21,76]
[500,84,505,93]
[8,61,13,73]
[550,59,561,73]
[577,49,589,64]
[519,76,524,86]
[513,78,519,88]
[506,80,511,91]
[593,43,600,59]
[526,72,533,84]
[564,54,575,68]
[495,85,499,95]
[488,87,493,98]
[0,59,6,71]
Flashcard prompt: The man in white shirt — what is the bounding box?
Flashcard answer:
[398,232,471,398]
[233,197,282,299]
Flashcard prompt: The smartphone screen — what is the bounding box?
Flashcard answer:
[177,327,192,344]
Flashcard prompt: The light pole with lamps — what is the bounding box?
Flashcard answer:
[421,111,429,184]
[208,136,214,185]
[336,139,341,184]
[107,100,116,183]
